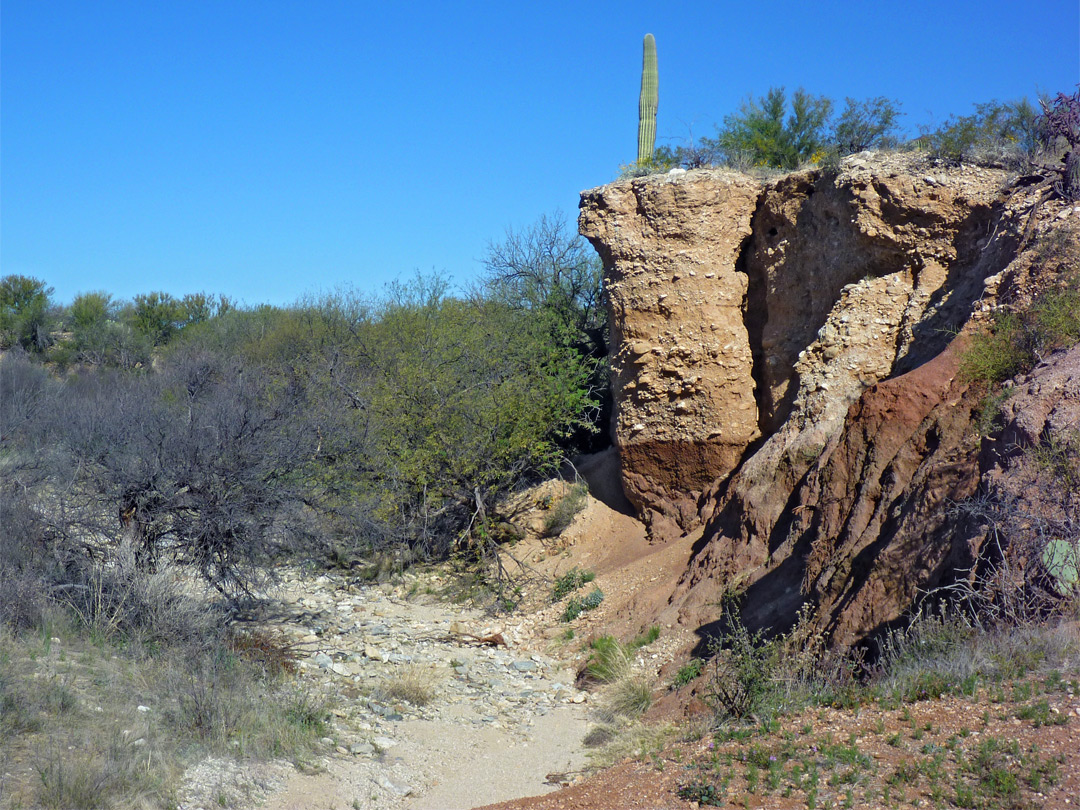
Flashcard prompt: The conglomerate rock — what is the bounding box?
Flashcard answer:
[580,152,1078,646]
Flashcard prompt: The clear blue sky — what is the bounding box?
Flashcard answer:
[3,1,1078,307]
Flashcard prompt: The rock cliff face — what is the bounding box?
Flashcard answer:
[578,173,762,536]
[580,153,1078,647]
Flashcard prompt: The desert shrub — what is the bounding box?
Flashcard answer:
[562,586,604,622]
[961,260,1080,386]
[1030,429,1080,492]
[376,664,439,706]
[58,553,227,648]
[0,494,55,633]
[703,612,782,720]
[163,647,330,754]
[284,275,599,569]
[61,291,152,368]
[481,212,609,455]
[960,310,1031,385]
[946,489,1080,628]
[694,90,904,171]
[129,291,185,346]
[652,139,722,169]
[34,349,326,603]
[832,96,904,155]
[920,98,1039,166]
[552,567,596,602]
[708,87,833,170]
[1036,87,1080,200]
[0,275,54,352]
[702,604,861,722]
[542,482,588,537]
[871,603,1079,704]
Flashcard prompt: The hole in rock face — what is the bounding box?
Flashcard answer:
[766,227,779,238]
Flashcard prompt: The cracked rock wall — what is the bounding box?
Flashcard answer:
[578,171,762,535]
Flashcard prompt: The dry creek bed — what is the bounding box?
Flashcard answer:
[177,567,605,810]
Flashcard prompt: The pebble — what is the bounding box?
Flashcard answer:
[378,775,413,796]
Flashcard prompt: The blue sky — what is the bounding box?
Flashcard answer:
[3,1,1078,307]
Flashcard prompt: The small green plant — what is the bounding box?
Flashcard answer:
[629,626,660,649]
[1016,698,1068,727]
[672,658,704,689]
[542,484,588,537]
[551,567,595,602]
[676,781,725,806]
[561,586,603,622]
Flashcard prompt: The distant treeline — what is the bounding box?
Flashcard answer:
[0,213,607,606]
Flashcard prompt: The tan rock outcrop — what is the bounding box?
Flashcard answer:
[581,151,1078,647]
[579,170,762,534]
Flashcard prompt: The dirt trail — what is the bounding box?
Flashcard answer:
[178,485,688,810]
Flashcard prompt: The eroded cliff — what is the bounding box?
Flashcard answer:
[580,152,1079,647]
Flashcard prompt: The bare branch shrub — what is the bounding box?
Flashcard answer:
[1036,87,1080,200]
[941,491,1078,629]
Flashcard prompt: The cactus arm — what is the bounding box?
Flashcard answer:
[637,34,658,165]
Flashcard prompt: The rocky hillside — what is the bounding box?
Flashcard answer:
[579,152,1079,648]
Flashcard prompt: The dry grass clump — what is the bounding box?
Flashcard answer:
[227,628,301,675]
[542,482,588,537]
[586,721,676,770]
[33,729,170,810]
[0,548,332,809]
[581,634,659,763]
[376,664,440,707]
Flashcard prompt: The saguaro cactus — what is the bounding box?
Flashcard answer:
[637,33,657,165]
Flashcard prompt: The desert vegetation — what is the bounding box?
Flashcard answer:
[643,86,1080,185]
[4,81,1080,809]
[0,212,607,808]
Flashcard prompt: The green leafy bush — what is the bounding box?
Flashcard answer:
[710,87,833,170]
[0,275,53,352]
[562,586,604,622]
[920,98,1039,166]
[832,96,904,155]
[552,567,596,602]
